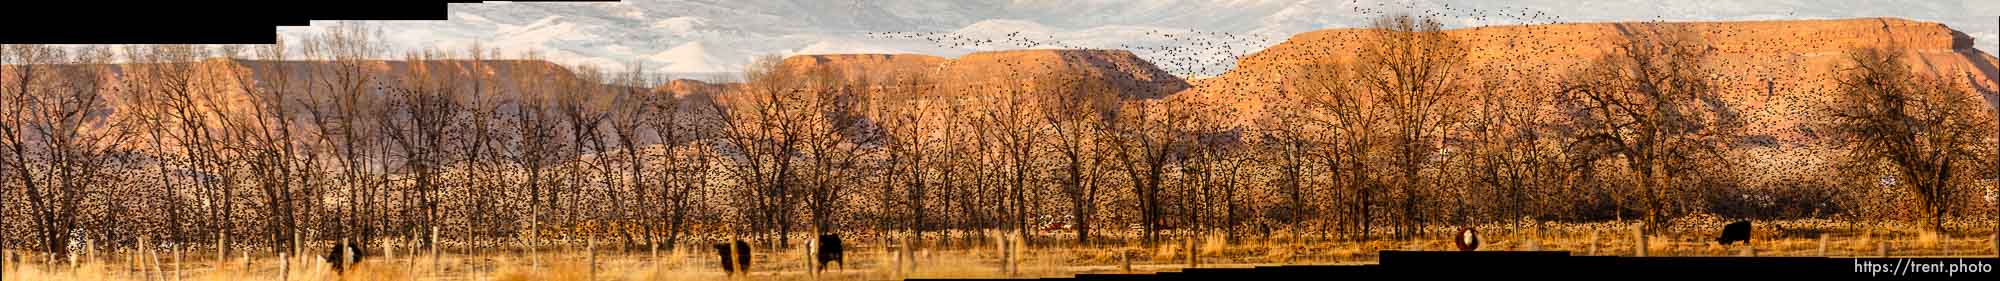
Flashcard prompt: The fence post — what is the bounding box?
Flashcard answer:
[1817,234,1829,256]
[1587,230,1599,255]
[903,233,914,273]
[1120,248,1131,273]
[136,236,148,281]
[1185,235,1195,268]
[1632,226,1646,257]
[588,236,597,281]
[174,244,182,281]
[1877,241,1888,257]
[431,230,440,274]
[280,252,288,281]
[805,237,816,279]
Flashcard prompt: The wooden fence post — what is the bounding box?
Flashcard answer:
[1817,234,1829,256]
[903,233,914,273]
[1632,226,1646,257]
[1877,241,1888,257]
[432,230,440,274]
[173,244,182,281]
[588,236,597,281]
[1185,236,1195,268]
[1120,248,1130,273]
[1587,230,1599,255]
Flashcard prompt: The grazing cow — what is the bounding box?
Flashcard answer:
[713,240,751,275]
[1455,228,1480,251]
[1716,220,1752,245]
[814,234,845,271]
[323,242,368,273]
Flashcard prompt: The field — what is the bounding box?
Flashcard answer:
[8,219,1996,281]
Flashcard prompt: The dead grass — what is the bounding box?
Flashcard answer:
[6,220,1994,280]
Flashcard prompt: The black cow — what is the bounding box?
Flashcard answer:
[323,242,368,273]
[713,240,751,275]
[1716,220,1752,245]
[814,234,845,271]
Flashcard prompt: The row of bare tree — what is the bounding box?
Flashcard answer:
[2,17,1995,261]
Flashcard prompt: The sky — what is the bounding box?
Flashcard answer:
[277,0,2000,81]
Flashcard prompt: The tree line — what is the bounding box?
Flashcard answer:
[2,16,1995,261]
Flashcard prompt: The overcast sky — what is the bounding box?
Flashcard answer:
[278,0,1999,80]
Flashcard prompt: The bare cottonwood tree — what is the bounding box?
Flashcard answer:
[1355,14,1467,239]
[712,55,808,247]
[300,23,387,244]
[1824,47,1993,233]
[1041,75,1117,245]
[876,71,944,243]
[606,63,653,249]
[1557,23,1739,234]
[2,45,131,259]
[1466,69,1560,230]
[793,65,876,244]
[643,75,713,251]
[1283,59,1384,241]
[505,51,566,249]
[218,38,313,253]
[1103,97,1190,245]
[982,70,1045,243]
[383,47,463,248]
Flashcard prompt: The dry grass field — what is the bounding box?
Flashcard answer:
[8,219,1995,281]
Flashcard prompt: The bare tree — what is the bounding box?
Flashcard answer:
[1103,97,1191,245]
[876,71,944,243]
[1281,59,1384,241]
[1823,47,1992,233]
[1354,14,1468,239]
[2,45,131,259]
[453,41,506,250]
[300,23,388,244]
[554,63,612,243]
[382,47,463,248]
[982,70,1045,242]
[607,63,653,249]
[712,55,808,247]
[1040,75,1116,244]
[794,65,876,243]
[216,38,313,254]
[1466,69,1559,231]
[1556,23,1739,234]
[643,74,712,251]
[504,51,566,250]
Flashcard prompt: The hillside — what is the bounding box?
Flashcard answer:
[1187,18,1999,140]
[779,49,1190,100]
